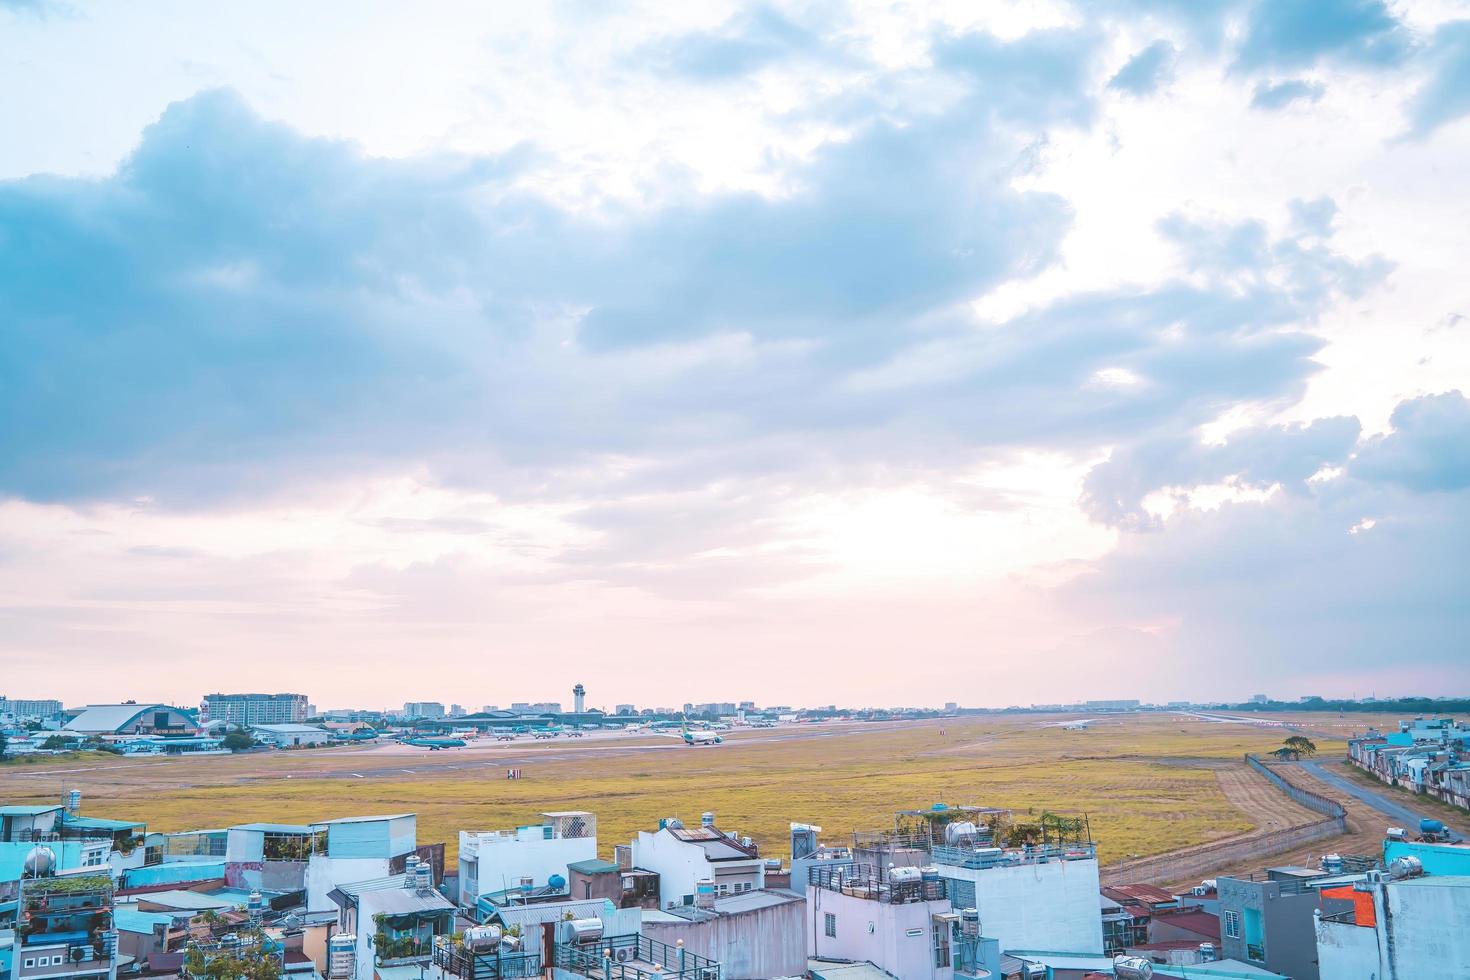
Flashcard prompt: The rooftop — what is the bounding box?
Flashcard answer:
[567,858,620,875]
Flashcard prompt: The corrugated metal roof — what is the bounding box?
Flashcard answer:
[491,899,613,928]
[137,890,238,911]
[568,859,620,875]
[312,813,412,824]
[806,960,899,980]
[250,724,332,735]
[231,823,317,833]
[711,888,803,914]
[0,805,63,816]
[358,889,454,915]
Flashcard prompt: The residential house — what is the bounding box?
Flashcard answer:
[457,811,596,911]
[631,814,765,909]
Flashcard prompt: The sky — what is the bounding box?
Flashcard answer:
[1,0,1468,711]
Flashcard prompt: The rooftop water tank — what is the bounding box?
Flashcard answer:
[247,891,265,918]
[1113,955,1155,980]
[1199,942,1217,963]
[919,866,940,882]
[1390,855,1424,879]
[695,880,716,909]
[944,822,979,846]
[414,859,433,894]
[1420,818,1446,835]
[567,918,603,943]
[463,926,502,953]
[702,811,716,828]
[888,866,921,885]
[24,845,56,878]
[548,873,566,891]
[1321,854,1343,873]
[66,789,82,814]
[960,908,980,937]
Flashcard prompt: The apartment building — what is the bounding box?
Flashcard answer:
[200,693,308,727]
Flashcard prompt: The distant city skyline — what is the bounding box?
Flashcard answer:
[2,3,1468,704]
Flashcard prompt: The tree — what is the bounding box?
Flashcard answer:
[0,732,7,761]
[1283,735,1317,758]
[221,731,255,752]
[41,735,71,750]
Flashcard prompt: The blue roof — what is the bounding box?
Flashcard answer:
[65,816,144,830]
[113,907,179,933]
[0,805,63,816]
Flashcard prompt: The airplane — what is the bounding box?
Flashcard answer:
[655,718,724,746]
[402,736,467,750]
[1062,721,1092,732]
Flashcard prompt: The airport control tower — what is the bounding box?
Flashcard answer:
[573,683,585,714]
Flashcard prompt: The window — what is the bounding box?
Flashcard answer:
[932,925,951,968]
[682,894,694,906]
[716,883,729,896]
[24,959,34,968]
[824,912,837,938]
[1223,909,1241,939]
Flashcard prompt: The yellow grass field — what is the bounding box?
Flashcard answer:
[0,714,1350,867]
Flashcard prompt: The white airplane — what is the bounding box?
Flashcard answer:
[1062,720,1092,731]
[656,719,725,746]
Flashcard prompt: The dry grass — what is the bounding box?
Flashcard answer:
[0,714,1351,867]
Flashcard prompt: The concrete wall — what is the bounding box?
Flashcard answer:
[941,858,1103,955]
[305,855,393,913]
[642,897,806,980]
[1380,878,1470,978]
[805,887,953,980]
[1315,915,1379,980]
[458,830,596,905]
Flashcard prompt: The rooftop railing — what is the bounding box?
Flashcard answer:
[808,864,947,904]
[929,842,1096,870]
[431,937,542,978]
[554,934,721,980]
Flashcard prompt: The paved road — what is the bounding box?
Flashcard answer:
[1295,760,1463,842]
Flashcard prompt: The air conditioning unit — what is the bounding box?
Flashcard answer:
[615,947,636,963]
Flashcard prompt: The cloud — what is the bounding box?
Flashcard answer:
[1352,390,1470,492]
[1404,21,1470,137]
[1108,40,1177,95]
[1250,78,1326,110]
[1067,391,1470,692]
[1233,0,1407,72]
[633,5,837,80]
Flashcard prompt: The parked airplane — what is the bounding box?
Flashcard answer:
[656,719,724,746]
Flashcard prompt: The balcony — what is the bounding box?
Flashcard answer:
[15,934,117,975]
[555,934,721,979]
[432,937,542,978]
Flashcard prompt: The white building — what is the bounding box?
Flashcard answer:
[457,811,597,908]
[304,814,419,913]
[249,723,333,747]
[631,815,766,909]
[330,859,454,980]
[1316,872,1470,979]
[201,693,308,726]
[932,850,1103,954]
[401,702,445,720]
[805,864,955,980]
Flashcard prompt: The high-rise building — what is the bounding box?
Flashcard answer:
[402,702,446,720]
[201,693,308,726]
[0,697,63,722]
